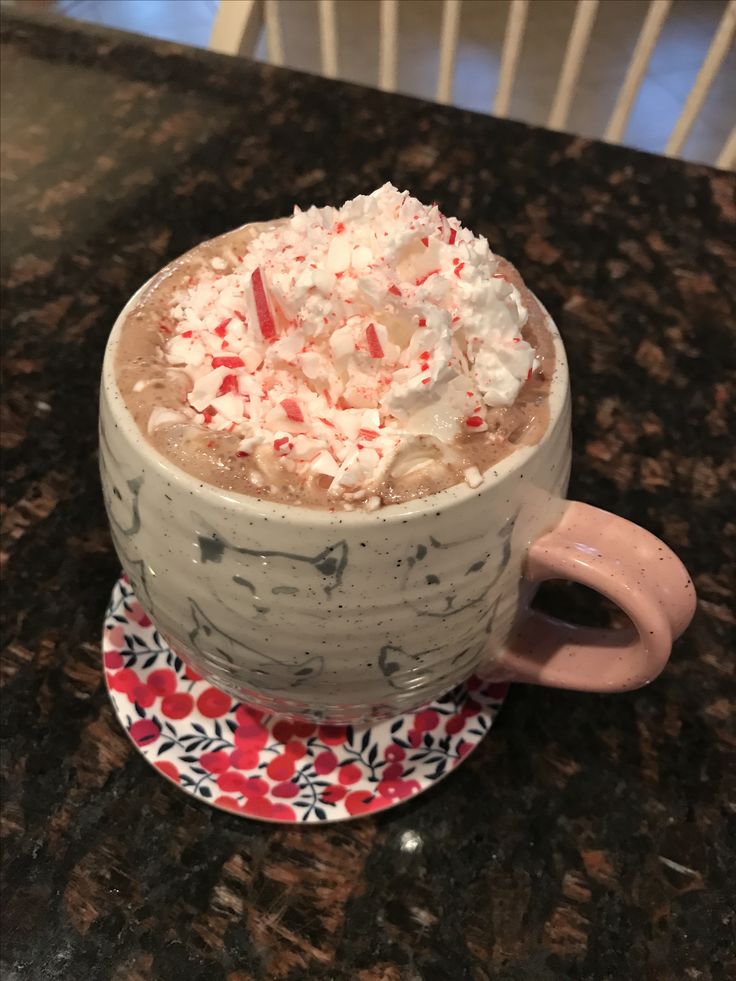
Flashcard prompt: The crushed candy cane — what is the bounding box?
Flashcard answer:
[153,184,537,497]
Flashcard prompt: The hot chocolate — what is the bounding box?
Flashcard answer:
[115,185,554,509]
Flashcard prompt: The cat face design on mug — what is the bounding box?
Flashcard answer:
[100,424,155,610]
[193,514,349,620]
[109,525,154,613]
[379,593,503,692]
[187,600,325,691]
[100,425,143,538]
[378,639,483,693]
[401,512,519,619]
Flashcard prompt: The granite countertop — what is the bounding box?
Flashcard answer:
[1,11,734,980]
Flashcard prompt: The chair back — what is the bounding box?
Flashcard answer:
[209,0,736,169]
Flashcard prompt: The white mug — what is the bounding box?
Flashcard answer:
[100,284,696,724]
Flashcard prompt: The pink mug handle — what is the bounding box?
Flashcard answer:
[494,502,696,692]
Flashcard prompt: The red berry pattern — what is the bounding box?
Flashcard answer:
[314,750,337,775]
[197,687,232,718]
[147,669,177,696]
[161,692,194,719]
[200,750,231,773]
[104,650,123,670]
[266,754,295,781]
[129,719,160,746]
[155,760,180,783]
[103,577,506,824]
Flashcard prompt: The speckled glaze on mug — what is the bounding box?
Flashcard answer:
[100,282,696,723]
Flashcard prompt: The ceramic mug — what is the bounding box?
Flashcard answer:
[100,289,696,724]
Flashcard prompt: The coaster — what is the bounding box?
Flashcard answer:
[103,576,508,823]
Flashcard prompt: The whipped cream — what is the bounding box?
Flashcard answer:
[153,184,536,499]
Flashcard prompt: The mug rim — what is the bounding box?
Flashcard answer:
[101,269,570,527]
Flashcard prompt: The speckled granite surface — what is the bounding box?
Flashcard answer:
[1,11,735,980]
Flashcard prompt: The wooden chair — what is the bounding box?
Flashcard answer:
[209,0,736,169]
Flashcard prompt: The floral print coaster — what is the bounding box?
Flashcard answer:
[103,576,508,823]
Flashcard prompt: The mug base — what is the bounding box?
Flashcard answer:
[103,575,508,823]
